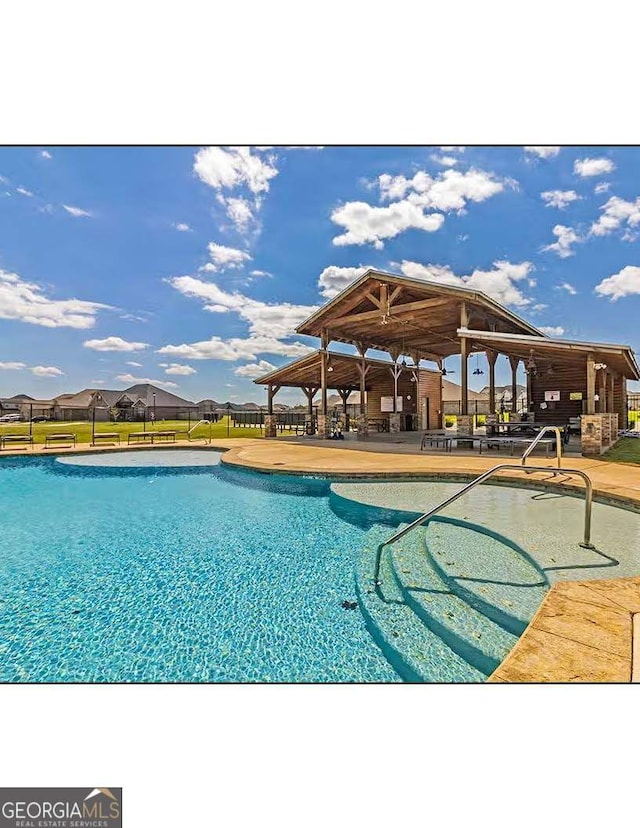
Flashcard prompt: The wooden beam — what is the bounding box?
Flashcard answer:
[461,336,469,415]
[389,285,403,304]
[508,356,519,415]
[486,349,498,414]
[460,300,469,329]
[365,291,381,308]
[327,296,452,328]
[320,348,328,415]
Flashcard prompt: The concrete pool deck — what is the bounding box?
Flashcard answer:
[2,434,640,682]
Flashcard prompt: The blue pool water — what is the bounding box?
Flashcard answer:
[0,451,401,682]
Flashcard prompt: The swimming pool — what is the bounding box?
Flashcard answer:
[2,449,639,683]
[0,451,402,682]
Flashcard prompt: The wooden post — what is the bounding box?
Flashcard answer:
[356,342,368,416]
[320,329,329,416]
[460,337,469,416]
[586,354,596,415]
[338,389,350,413]
[508,356,519,415]
[486,349,498,414]
[268,384,280,415]
[608,371,615,414]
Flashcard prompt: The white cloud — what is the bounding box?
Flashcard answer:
[168,275,317,340]
[595,266,640,301]
[0,268,109,328]
[164,364,197,375]
[541,190,580,209]
[574,157,615,177]
[524,146,560,159]
[115,373,178,389]
[174,222,191,232]
[16,186,33,197]
[431,155,458,167]
[333,167,507,248]
[0,361,26,370]
[126,361,143,367]
[163,274,317,362]
[440,146,465,153]
[62,204,92,217]
[249,269,271,278]
[31,365,63,377]
[234,359,276,378]
[158,335,312,362]
[194,147,278,194]
[538,326,565,336]
[318,265,369,298]
[332,200,444,248]
[590,195,640,238]
[594,182,610,194]
[83,336,149,352]
[201,242,252,272]
[194,147,279,235]
[41,150,52,159]
[224,197,255,233]
[541,225,581,258]
[556,282,577,295]
[399,259,535,307]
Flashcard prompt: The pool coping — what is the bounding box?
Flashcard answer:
[488,578,640,683]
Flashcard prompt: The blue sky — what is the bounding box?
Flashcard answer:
[1,145,639,404]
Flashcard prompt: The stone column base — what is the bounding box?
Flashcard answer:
[456,414,474,448]
[264,414,277,438]
[581,414,605,455]
[304,414,315,435]
[316,413,331,439]
[388,413,401,433]
[357,414,368,437]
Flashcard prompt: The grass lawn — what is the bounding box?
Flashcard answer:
[600,437,640,465]
[0,417,282,445]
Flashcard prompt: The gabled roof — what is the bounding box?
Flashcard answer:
[457,329,640,380]
[121,383,196,407]
[296,268,543,359]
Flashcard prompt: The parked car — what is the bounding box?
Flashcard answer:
[0,413,22,422]
[31,415,50,423]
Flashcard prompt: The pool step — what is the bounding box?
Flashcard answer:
[356,526,485,682]
[424,519,548,635]
[389,533,520,676]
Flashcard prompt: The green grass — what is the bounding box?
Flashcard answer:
[0,417,285,445]
[600,437,640,466]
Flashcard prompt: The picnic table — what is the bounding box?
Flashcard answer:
[44,433,77,448]
[478,436,555,457]
[91,432,121,446]
[0,434,34,450]
[128,430,176,445]
[420,432,454,452]
[368,418,389,433]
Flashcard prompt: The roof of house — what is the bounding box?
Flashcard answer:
[122,383,196,407]
[54,384,196,409]
[441,379,487,402]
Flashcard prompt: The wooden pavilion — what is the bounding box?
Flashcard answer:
[255,269,639,454]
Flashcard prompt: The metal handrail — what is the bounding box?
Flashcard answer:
[187,419,212,444]
[521,425,563,467]
[373,463,595,587]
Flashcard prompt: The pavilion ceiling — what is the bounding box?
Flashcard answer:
[296,270,543,361]
[254,350,432,390]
